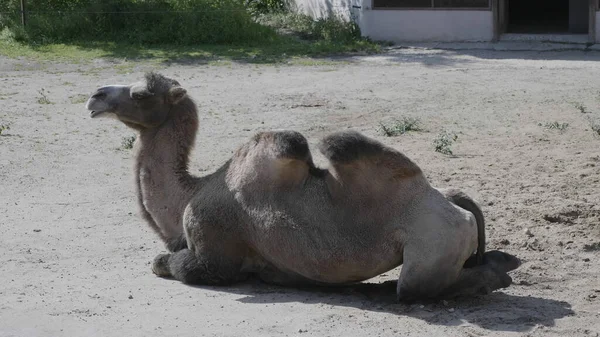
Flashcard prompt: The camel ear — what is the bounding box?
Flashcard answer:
[168,87,187,104]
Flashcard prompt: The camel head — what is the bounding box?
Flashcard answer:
[85,72,188,129]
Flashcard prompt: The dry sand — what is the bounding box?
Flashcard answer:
[1,47,599,337]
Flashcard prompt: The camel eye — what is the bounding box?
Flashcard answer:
[132,92,153,100]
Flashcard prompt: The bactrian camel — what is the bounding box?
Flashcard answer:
[85,72,520,301]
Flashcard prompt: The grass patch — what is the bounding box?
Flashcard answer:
[36,88,52,104]
[0,123,10,135]
[0,10,380,64]
[121,135,137,150]
[543,121,569,132]
[378,117,422,137]
[588,116,600,136]
[434,130,458,155]
[0,34,379,64]
[70,94,89,105]
[575,103,590,114]
[583,242,600,252]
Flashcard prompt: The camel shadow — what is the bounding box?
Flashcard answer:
[190,279,573,333]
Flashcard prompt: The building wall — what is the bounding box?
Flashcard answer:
[290,0,494,42]
[290,0,355,21]
[357,9,494,42]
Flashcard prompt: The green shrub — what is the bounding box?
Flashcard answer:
[1,0,277,45]
[257,13,361,44]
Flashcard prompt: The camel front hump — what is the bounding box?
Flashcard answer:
[225,130,323,194]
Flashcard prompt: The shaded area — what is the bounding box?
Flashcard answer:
[184,279,574,333]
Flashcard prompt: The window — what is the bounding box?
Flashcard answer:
[373,0,430,7]
[434,0,489,7]
[373,0,489,9]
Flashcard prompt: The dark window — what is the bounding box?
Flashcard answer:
[434,0,489,7]
[373,0,489,8]
[373,0,431,8]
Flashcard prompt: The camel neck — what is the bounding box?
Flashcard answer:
[134,99,200,243]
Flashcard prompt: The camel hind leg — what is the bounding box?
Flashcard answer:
[396,246,520,302]
[438,188,486,266]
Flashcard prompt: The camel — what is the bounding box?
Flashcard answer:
[85,72,520,301]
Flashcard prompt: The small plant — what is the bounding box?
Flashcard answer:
[121,135,136,150]
[379,117,422,137]
[434,130,458,155]
[583,242,600,252]
[589,118,600,136]
[69,94,88,104]
[575,103,590,114]
[544,121,569,132]
[36,88,52,104]
[0,123,10,135]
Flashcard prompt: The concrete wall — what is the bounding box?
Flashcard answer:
[290,0,355,21]
[357,8,494,42]
[290,0,494,42]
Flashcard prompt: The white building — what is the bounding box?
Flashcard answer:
[293,0,599,43]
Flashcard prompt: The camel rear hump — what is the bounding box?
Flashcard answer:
[318,131,424,200]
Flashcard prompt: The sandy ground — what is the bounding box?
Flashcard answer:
[1,47,600,337]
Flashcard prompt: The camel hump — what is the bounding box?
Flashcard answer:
[318,130,422,180]
[253,130,311,161]
[228,131,323,192]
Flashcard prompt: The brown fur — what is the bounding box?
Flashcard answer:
[86,72,520,301]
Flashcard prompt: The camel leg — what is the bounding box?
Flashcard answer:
[438,251,520,299]
[152,249,248,285]
[396,250,520,302]
[165,233,188,252]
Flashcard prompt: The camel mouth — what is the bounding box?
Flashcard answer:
[90,110,106,118]
[90,110,116,119]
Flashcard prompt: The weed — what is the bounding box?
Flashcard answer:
[434,130,458,155]
[121,135,136,150]
[583,242,600,252]
[544,121,569,132]
[379,117,421,137]
[575,103,590,113]
[590,119,600,136]
[69,94,89,105]
[0,123,10,135]
[36,88,52,104]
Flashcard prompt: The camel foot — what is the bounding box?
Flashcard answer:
[152,253,172,277]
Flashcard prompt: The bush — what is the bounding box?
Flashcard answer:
[257,13,361,44]
[0,0,278,45]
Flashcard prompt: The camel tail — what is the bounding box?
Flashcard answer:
[446,191,486,265]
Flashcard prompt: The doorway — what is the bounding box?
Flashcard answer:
[495,0,595,42]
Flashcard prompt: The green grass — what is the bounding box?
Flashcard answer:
[589,118,600,136]
[543,121,569,132]
[378,117,422,137]
[0,11,381,64]
[121,135,137,150]
[70,94,89,104]
[0,124,10,135]
[434,130,459,155]
[0,37,379,64]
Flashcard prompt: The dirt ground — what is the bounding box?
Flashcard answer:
[1,47,600,337]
